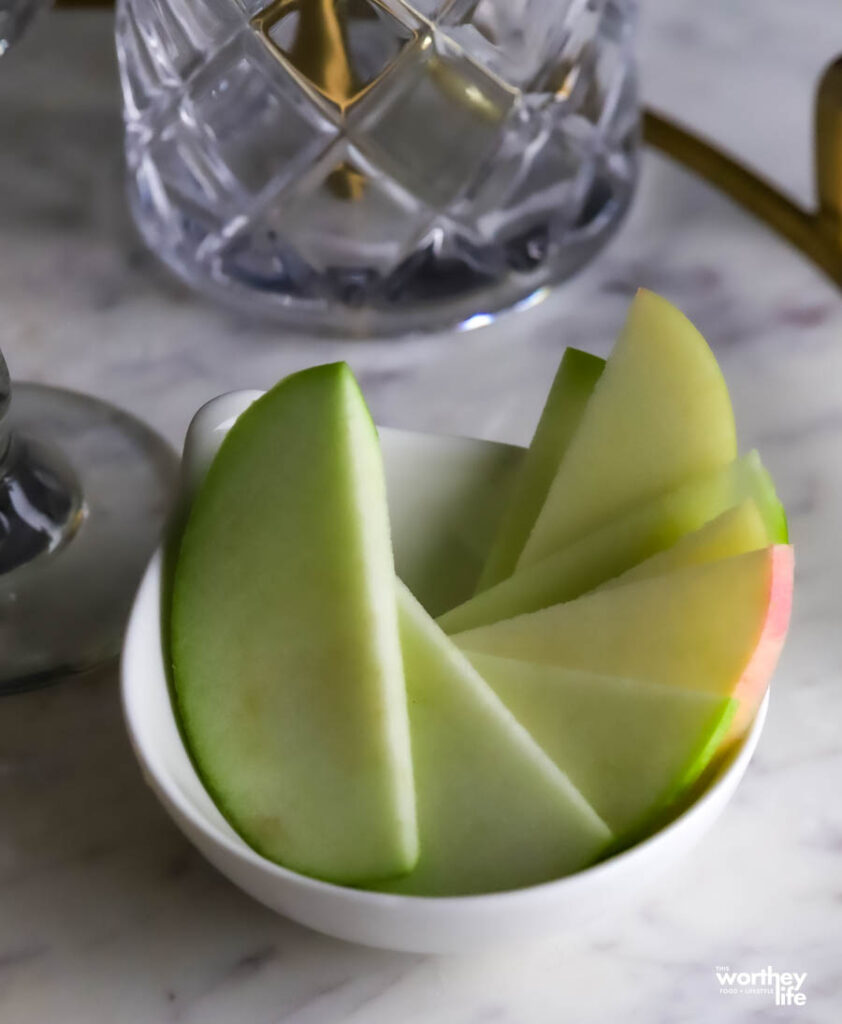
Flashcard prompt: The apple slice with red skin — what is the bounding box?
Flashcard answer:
[454,546,793,743]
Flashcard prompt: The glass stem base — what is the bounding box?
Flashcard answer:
[0,384,178,694]
[0,432,85,574]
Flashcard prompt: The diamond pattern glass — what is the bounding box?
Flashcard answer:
[440,0,573,91]
[118,0,639,334]
[257,0,419,108]
[182,31,336,198]
[353,31,515,208]
[263,142,434,273]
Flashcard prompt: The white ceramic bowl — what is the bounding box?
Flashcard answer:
[121,391,768,955]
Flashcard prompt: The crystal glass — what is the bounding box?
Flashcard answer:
[118,0,639,334]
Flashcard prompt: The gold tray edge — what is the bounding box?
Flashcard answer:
[644,56,842,290]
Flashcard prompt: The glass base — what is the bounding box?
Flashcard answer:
[0,384,178,693]
[129,168,636,338]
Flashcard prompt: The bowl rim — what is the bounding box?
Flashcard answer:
[122,540,769,911]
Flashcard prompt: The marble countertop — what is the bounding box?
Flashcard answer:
[1,2,841,1020]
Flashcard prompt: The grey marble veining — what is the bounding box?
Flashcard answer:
[0,4,841,1021]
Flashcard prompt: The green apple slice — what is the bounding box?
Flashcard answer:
[475,348,604,592]
[466,655,736,836]
[171,364,418,885]
[438,452,785,634]
[454,546,794,742]
[598,499,768,590]
[518,290,738,567]
[372,584,612,896]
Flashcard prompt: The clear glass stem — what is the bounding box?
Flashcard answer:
[0,352,84,576]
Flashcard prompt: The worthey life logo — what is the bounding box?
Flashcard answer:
[715,965,807,1007]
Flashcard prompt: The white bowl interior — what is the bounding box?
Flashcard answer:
[122,391,768,953]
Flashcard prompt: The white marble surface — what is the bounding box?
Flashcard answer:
[1,3,842,1021]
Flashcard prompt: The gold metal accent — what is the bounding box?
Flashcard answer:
[326,160,368,200]
[251,0,411,201]
[643,57,842,289]
[816,58,842,249]
[252,0,361,108]
[251,0,416,113]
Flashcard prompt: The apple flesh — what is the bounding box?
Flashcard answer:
[372,583,612,896]
[466,655,736,837]
[439,452,785,634]
[171,364,418,885]
[598,499,769,590]
[519,290,738,567]
[476,348,604,591]
[454,546,794,742]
